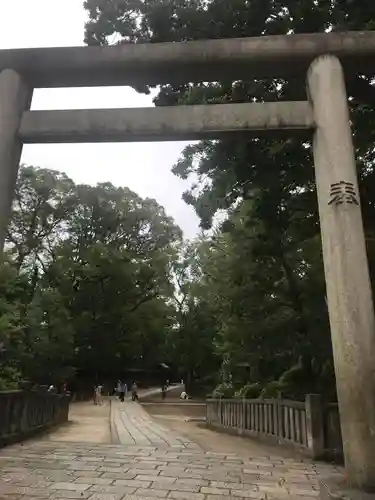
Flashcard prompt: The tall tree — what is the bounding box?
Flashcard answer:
[1,166,183,388]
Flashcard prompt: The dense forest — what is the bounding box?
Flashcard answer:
[1,0,375,401]
[0,166,184,390]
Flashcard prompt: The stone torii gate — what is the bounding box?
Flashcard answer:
[1,31,375,489]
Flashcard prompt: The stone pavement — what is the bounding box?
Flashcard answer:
[0,400,343,500]
[49,399,111,444]
[111,400,197,448]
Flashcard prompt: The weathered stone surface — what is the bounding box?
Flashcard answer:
[154,482,200,492]
[0,400,342,500]
[19,102,313,144]
[114,480,152,488]
[201,486,230,495]
[1,32,375,88]
[168,491,205,500]
[0,70,32,251]
[86,494,124,500]
[89,484,136,495]
[74,477,113,485]
[49,482,91,491]
[308,53,375,491]
[134,487,169,498]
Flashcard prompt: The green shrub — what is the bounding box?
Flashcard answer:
[0,366,21,391]
[234,382,262,399]
[211,382,235,399]
[260,380,286,398]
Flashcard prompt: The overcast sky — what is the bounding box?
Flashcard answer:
[0,0,200,238]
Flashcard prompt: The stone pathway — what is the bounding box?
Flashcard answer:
[49,400,111,444]
[111,400,198,448]
[0,399,343,500]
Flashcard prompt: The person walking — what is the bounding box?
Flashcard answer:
[95,383,103,405]
[131,382,138,401]
[120,381,128,402]
[117,380,123,401]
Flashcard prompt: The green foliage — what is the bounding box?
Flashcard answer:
[212,382,234,399]
[1,166,182,387]
[235,383,262,399]
[260,381,286,399]
[165,243,221,393]
[0,366,21,391]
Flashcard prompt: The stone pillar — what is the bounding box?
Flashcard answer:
[307,55,375,490]
[0,69,33,252]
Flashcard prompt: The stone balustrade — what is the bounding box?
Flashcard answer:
[0,390,70,447]
[206,395,343,461]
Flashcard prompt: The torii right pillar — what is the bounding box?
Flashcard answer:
[307,54,375,490]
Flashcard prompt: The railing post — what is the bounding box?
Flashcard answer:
[277,392,283,439]
[242,399,246,431]
[306,394,324,458]
[21,392,29,432]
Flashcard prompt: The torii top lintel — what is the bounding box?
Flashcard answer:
[0,31,374,88]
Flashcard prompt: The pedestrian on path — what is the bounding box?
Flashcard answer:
[117,380,124,402]
[118,380,127,402]
[131,382,138,401]
[94,383,103,405]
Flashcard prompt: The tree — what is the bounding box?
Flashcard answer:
[6,165,76,271]
[1,166,183,389]
[23,287,75,384]
[0,261,28,389]
[165,243,220,393]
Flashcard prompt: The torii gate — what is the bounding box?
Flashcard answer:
[1,31,375,489]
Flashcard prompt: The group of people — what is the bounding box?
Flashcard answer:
[161,381,188,400]
[48,381,68,394]
[93,381,139,405]
[116,380,138,401]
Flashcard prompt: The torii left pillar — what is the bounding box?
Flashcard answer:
[0,69,33,252]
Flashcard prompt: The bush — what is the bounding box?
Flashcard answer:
[211,382,235,398]
[0,366,21,391]
[260,380,286,398]
[234,382,262,399]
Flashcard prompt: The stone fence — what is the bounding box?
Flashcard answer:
[0,390,70,447]
[206,395,343,461]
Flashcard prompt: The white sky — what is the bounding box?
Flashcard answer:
[0,0,200,238]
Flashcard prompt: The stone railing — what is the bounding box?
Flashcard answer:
[0,390,70,447]
[206,395,342,460]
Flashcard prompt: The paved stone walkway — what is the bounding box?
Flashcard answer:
[0,400,343,500]
[111,401,198,448]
